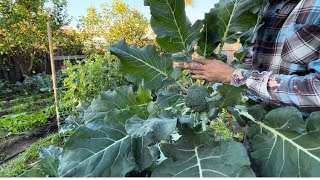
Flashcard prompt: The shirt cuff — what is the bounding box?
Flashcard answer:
[230,68,253,86]
[230,68,274,103]
[246,70,273,101]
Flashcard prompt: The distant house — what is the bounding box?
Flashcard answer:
[223,40,242,63]
[83,36,107,49]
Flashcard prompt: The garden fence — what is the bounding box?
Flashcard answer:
[0,47,85,83]
[0,53,51,83]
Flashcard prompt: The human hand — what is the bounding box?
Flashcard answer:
[177,55,235,83]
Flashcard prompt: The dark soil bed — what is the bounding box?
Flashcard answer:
[0,119,58,165]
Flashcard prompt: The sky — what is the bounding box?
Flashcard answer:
[66,0,219,28]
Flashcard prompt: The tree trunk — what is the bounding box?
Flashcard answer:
[27,52,35,72]
[12,53,30,76]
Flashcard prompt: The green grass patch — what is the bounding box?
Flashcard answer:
[10,97,54,114]
[0,133,65,177]
[0,110,49,134]
[1,93,54,113]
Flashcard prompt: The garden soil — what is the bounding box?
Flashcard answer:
[0,119,58,166]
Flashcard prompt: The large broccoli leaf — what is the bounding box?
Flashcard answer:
[156,86,182,108]
[152,131,255,177]
[126,113,178,171]
[209,84,246,109]
[39,145,62,159]
[108,40,176,90]
[21,146,62,177]
[197,9,220,58]
[59,111,179,177]
[248,107,320,177]
[197,0,266,58]
[131,137,156,171]
[58,120,135,177]
[145,0,203,54]
[126,114,177,143]
[83,85,151,124]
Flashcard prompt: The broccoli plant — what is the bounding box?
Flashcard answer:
[27,0,320,177]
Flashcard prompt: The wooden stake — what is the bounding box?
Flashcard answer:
[47,22,61,131]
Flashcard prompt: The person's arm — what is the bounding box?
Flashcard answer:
[178,57,320,113]
[231,59,320,113]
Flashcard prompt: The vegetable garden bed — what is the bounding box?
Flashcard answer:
[1,0,319,178]
[0,118,58,165]
[0,75,66,169]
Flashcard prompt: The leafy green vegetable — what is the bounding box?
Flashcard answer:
[197,10,219,58]
[156,86,181,108]
[197,0,266,59]
[108,40,176,90]
[14,72,64,95]
[0,111,48,133]
[57,86,174,177]
[145,0,203,54]
[209,84,246,109]
[83,85,151,125]
[126,114,177,142]
[248,107,320,177]
[152,130,255,177]
[37,146,62,177]
[185,85,211,112]
[58,120,135,177]
[17,142,62,177]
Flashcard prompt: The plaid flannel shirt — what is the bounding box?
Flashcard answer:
[230,0,320,113]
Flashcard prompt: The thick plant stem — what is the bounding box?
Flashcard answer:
[217,0,237,61]
[186,52,195,86]
[194,112,199,127]
[200,112,208,132]
[177,82,188,93]
[202,119,207,132]
[217,42,225,60]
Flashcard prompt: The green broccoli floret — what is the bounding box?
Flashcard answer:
[185,85,210,112]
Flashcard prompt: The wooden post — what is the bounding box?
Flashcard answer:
[47,22,61,131]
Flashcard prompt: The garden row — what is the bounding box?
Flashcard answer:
[0,54,130,176]
[0,0,156,177]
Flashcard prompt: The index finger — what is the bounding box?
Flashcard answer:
[192,58,209,65]
[174,62,190,70]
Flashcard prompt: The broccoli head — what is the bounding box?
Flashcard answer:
[185,85,211,112]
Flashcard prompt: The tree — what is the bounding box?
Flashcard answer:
[77,0,150,54]
[0,0,69,75]
[77,6,106,54]
[53,28,84,55]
